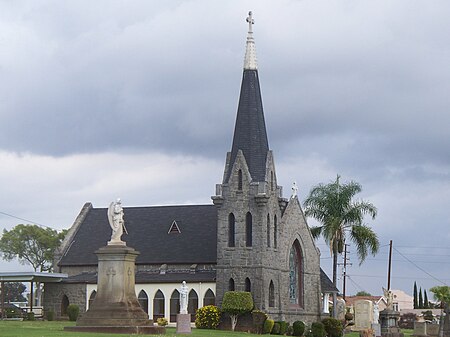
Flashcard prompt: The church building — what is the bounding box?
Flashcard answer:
[44,12,336,325]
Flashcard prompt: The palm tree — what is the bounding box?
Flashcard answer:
[303,175,379,317]
[430,286,450,337]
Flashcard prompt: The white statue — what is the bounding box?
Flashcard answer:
[373,303,380,323]
[107,198,127,244]
[383,287,394,310]
[291,181,298,199]
[179,281,189,314]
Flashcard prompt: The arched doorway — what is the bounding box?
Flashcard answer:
[61,294,69,316]
[88,290,96,309]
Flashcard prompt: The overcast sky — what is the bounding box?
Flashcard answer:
[0,1,449,298]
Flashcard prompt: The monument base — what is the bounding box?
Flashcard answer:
[372,323,381,337]
[176,314,192,334]
[64,325,165,335]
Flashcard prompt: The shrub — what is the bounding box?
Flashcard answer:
[195,305,221,329]
[311,322,326,337]
[156,317,168,326]
[25,312,35,321]
[293,320,306,336]
[264,319,275,334]
[278,321,288,335]
[272,322,281,335]
[287,324,294,336]
[46,310,55,321]
[322,318,343,337]
[252,310,268,334]
[67,304,80,321]
[221,291,253,331]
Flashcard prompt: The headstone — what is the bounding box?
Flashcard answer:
[426,323,439,337]
[413,322,427,337]
[354,300,374,330]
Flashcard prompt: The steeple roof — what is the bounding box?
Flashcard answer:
[226,12,269,183]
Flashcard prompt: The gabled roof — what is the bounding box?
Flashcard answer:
[58,204,217,266]
[320,269,339,293]
[226,69,269,183]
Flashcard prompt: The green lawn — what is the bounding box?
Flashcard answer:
[0,321,414,337]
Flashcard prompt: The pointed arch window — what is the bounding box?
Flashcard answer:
[188,289,198,322]
[61,294,69,316]
[203,289,215,306]
[245,278,251,292]
[138,290,149,314]
[228,213,235,247]
[267,214,271,247]
[170,290,180,322]
[88,290,96,309]
[246,212,252,247]
[238,169,243,190]
[289,240,304,307]
[153,290,165,321]
[269,281,275,307]
[229,278,235,291]
[274,215,277,248]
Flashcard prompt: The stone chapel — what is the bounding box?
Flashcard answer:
[44,12,337,325]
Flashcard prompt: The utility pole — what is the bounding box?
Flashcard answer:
[387,240,393,290]
[339,244,351,300]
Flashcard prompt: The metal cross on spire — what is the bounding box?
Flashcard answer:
[246,11,254,33]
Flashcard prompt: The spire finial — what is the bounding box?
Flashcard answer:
[244,11,258,70]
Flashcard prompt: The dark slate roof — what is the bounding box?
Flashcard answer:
[226,69,269,183]
[59,204,217,266]
[320,268,339,293]
[64,270,216,284]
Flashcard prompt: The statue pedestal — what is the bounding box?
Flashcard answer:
[176,314,192,334]
[372,323,381,337]
[65,244,164,334]
[380,309,403,337]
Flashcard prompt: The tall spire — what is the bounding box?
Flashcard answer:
[225,11,269,183]
[244,11,258,70]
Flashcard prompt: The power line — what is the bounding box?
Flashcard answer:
[0,210,56,230]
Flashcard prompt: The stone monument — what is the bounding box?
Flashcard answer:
[372,303,381,337]
[65,199,164,334]
[379,288,404,337]
[354,299,374,331]
[176,281,191,334]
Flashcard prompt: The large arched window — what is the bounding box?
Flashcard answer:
[289,240,303,307]
[267,214,271,247]
[203,289,215,306]
[188,289,198,322]
[153,290,165,321]
[245,278,251,292]
[246,212,252,247]
[269,281,275,307]
[88,290,96,309]
[238,169,243,190]
[228,213,235,247]
[138,290,149,314]
[274,215,277,248]
[170,290,180,322]
[229,278,235,291]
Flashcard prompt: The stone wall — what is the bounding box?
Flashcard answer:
[43,283,87,319]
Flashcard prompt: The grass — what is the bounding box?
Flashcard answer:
[0,321,414,337]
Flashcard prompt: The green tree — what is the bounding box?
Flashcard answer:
[0,224,67,305]
[424,290,429,309]
[0,282,27,302]
[356,291,372,296]
[221,291,253,331]
[304,175,379,317]
[414,282,418,309]
[419,287,424,309]
[430,286,450,337]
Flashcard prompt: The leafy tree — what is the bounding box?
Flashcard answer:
[304,175,378,317]
[419,287,424,309]
[0,224,67,305]
[356,291,372,296]
[0,224,66,272]
[1,282,27,302]
[414,282,418,309]
[430,286,450,337]
[221,291,253,331]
